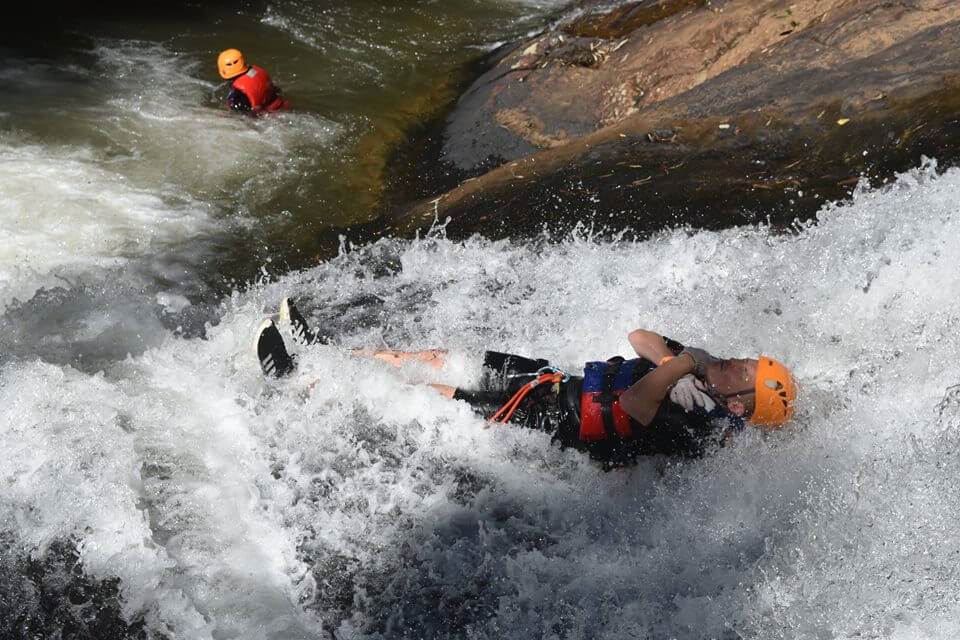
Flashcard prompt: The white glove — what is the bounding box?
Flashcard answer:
[669,374,716,413]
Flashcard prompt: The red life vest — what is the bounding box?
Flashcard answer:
[579,358,654,441]
[231,65,285,112]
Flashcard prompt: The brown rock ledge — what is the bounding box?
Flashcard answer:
[385,0,960,238]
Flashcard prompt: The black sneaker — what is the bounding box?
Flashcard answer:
[279,296,321,346]
[255,319,296,378]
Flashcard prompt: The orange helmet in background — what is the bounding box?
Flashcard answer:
[217,48,249,79]
[750,356,797,427]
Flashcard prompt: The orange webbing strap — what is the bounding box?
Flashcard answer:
[489,372,565,424]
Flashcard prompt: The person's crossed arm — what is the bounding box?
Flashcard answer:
[621,329,714,426]
[627,329,675,363]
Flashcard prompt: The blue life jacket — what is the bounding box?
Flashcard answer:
[579,358,745,442]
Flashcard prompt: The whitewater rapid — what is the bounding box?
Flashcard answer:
[0,40,341,374]
[4,160,960,638]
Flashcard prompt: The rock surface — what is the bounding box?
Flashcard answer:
[388,0,960,237]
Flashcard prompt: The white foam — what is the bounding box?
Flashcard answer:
[0,140,216,307]
[4,161,960,637]
[89,41,339,203]
[0,362,212,638]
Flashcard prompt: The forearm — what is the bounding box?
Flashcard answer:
[627,329,675,363]
[619,353,695,426]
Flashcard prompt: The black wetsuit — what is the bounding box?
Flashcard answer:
[454,349,727,468]
[227,88,252,113]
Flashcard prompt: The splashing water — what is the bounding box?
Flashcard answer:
[0,139,217,306]
[3,161,960,638]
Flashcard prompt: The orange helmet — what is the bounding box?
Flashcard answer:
[750,356,797,427]
[217,48,249,80]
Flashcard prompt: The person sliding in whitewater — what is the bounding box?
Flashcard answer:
[217,48,288,115]
[255,299,797,467]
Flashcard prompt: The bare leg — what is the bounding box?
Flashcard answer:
[353,348,449,369]
[428,384,457,399]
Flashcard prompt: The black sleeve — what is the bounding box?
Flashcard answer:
[662,336,685,355]
[227,89,251,113]
[608,333,684,364]
[606,335,683,367]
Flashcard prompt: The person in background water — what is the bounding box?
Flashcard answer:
[217,48,289,115]
[256,298,799,469]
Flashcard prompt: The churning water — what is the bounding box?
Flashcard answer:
[3,0,960,638]
[4,159,960,638]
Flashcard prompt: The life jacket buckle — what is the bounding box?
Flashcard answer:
[535,365,570,383]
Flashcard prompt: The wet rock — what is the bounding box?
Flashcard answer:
[563,0,707,39]
[390,0,960,237]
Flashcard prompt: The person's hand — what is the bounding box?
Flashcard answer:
[669,374,716,413]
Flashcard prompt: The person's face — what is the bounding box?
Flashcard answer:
[706,358,758,417]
